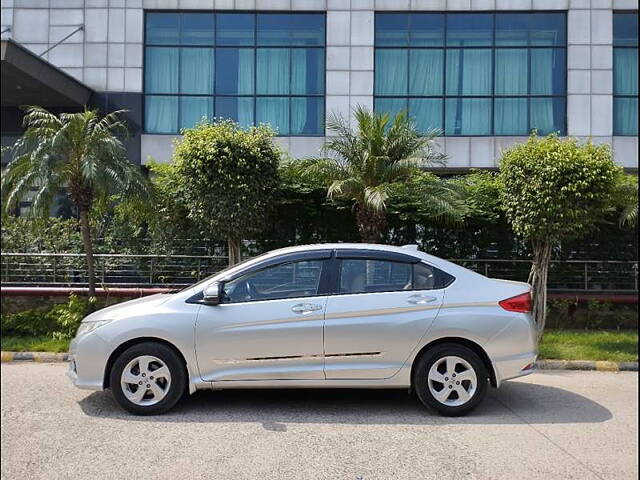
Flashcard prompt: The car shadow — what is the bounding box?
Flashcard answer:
[78,378,612,427]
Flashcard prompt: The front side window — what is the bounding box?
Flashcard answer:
[374,12,566,136]
[144,12,325,135]
[613,12,638,135]
[222,260,324,303]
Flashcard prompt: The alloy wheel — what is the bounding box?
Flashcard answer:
[120,355,172,406]
[427,355,477,407]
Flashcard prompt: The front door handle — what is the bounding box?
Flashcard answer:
[408,294,437,305]
[291,303,323,314]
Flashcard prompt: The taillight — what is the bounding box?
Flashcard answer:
[499,292,532,313]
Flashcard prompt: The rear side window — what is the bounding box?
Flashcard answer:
[413,262,455,290]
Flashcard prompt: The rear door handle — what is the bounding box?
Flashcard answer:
[291,303,323,314]
[408,295,437,305]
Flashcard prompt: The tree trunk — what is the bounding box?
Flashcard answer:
[228,238,242,266]
[528,239,553,340]
[355,206,387,243]
[79,208,96,297]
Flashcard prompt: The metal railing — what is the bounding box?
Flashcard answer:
[0,253,637,292]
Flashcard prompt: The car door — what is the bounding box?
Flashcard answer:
[323,253,450,379]
[195,255,329,381]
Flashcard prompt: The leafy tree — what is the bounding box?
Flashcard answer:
[290,106,458,243]
[1,107,151,295]
[499,134,623,336]
[171,120,280,265]
[615,174,638,228]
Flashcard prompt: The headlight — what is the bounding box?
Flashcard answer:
[75,319,113,338]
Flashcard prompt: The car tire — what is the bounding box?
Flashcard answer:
[109,342,186,415]
[413,343,489,417]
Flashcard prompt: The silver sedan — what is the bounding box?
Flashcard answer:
[68,244,538,416]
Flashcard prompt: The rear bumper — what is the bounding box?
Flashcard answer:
[493,351,538,386]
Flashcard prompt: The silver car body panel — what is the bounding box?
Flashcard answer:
[67,243,537,395]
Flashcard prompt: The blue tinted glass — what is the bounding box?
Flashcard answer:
[180,96,213,130]
[445,98,491,135]
[290,14,324,46]
[216,97,254,128]
[446,49,492,96]
[146,13,179,45]
[374,98,408,120]
[495,14,529,46]
[180,48,213,94]
[291,97,323,135]
[530,97,565,135]
[530,13,566,46]
[614,13,639,46]
[376,14,409,46]
[216,14,254,46]
[375,49,408,95]
[531,49,565,95]
[410,50,443,96]
[291,48,324,95]
[145,47,179,93]
[216,48,254,95]
[614,97,638,135]
[614,48,638,95]
[256,48,290,95]
[494,98,528,135]
[181,13,214,45]
[256,97,289,135]
[145,96,178,133]
[257,14,290,45]
[409,98,442,132]
[495,49,528,95]
[257,14,324,46]
[446,14,493,46]
[410,13,444,47]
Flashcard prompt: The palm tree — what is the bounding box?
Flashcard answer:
[1,107,152,296]
[293,106,457,243]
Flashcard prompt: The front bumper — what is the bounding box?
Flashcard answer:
[66,333,111,391]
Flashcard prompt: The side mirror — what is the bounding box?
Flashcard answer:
[202,282,222,305]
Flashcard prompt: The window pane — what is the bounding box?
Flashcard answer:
[375,49,408,96]
[145,96,178,133]
[613,13,638,46]
[495,14,529,46]
[216,48,254,95]
[410,13,444,47]
[257,14,324,46]
[291,97,323,135]
[414,263,454,290]
[223,260,323,303]
[409,98,442,132]
[409,50,443,96]
[445,98,491,135]
[614,48,638,95]
[375,98,407,121]
[530,97,565,135]
[180,48,213,94]
[256,49,290,95]
[494,98,528,135]
[181,13,214,45]
[495,49,527,95]
[216,97,254,128]
[216,13,254,46]
[531,48,565,95]
[290,14,325,46]
[291,48,324,95]
[180,96,213,130]
[145,47,178,93]
[446,49,492,96]
[530,13,566,46]
[256,97,289,135]
[339,259,412,294]
[446,14,493,46]
[614,97,638,135]
[376,13,409,47]
[146,13,179,45]
[257,14,290,45]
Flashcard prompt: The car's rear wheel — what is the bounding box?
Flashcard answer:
[109,342,186,415]
[413,343,488,416]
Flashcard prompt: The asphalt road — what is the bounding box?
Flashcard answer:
[1,363,637,480]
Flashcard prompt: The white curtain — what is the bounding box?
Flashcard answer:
[375,49,408,96]
[410,49,443,96]
[446,49,492,95]
[257,48,290,95]
[145,47,178,93]
[180,48,213,94]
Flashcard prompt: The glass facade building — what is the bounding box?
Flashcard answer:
[374,12,567,136]
[613,11,638,136]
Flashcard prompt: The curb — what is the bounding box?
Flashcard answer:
[1,352,638,371]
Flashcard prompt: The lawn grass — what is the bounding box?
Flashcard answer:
[1,331,638,362]
[539,330,638,362]
[1,336,70,353]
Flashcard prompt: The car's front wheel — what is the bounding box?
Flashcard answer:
[413,343,489,416]
[109,342,186,415]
